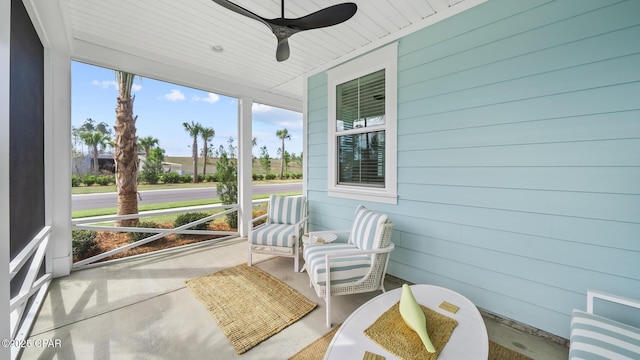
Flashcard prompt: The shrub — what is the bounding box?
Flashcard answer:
[181,175,193,183]
[72,230,98,257]
[173,212,211,237]
[140,157,163,184]
[196,174,205,183]
[216,151,238,229]
[71,174,81,187]
[129,221,160,242]
[139,171,160,185]
[205,174,217,182]
[82,175,97,186]
[96,175,113,186]
[161,172,182,184]
[283,172,291,179]
[265,173,277,180]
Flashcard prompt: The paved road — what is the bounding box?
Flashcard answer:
[72,183,302,211]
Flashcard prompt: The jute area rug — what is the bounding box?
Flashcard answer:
[288,326,533,360]
[185,263,317,354]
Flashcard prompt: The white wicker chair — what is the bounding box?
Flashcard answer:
[248,195,307,272]
[303,205,394,327]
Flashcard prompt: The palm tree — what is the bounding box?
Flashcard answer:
[114,71,139,227]
[183,121,201,183]
[80,130,111,174]
[200,127,215,176]
[276,128,291,179]
[138,136,159,159]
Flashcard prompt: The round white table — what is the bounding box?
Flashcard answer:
[324,284,489,359]
[302,232,338,245]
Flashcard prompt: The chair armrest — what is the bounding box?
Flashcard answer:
[324,242,395,261]
[293,216,308,228]
[251,213,268,223]
[587,289,640,314]
[321,243,395,290]
[249,213,268,231]
[308,229,351,236]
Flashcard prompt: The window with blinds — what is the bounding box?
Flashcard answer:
[326,42,397,204]
[335,70,386,187]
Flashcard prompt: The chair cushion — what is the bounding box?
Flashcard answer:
[304,243,371,286]
[350,205,389,251]
[268,195,305,225]
[569,309,640,359]
[251,223,299,248]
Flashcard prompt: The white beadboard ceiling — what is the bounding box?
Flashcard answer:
[31,0,483,111]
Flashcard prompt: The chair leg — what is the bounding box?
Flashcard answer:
[294,253,299,272]
[325,290,332,328]
[247,249,252,267]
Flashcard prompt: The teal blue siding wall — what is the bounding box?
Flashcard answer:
[305,0,640,338]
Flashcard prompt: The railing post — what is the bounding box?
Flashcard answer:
[46,47,72,278]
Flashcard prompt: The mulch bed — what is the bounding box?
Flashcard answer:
[74,209,268,264]
[75,222,234,263]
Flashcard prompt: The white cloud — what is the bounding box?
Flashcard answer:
[92,80,116,89]
[252,103,273,113]
[192,92,220,103]
[92,80,142,92]
[164,89,185,101]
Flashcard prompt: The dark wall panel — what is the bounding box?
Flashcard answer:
[10,0,45,295]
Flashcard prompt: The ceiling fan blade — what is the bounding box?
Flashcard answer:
[276,38,290,62]
[210,0,269,27]
[210,0,358,62]
[286,3,357,30]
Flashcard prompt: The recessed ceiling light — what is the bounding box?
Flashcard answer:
[211,45,224,53]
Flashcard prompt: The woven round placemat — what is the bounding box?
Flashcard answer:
[185,263,317,354]
[364,302,458,360]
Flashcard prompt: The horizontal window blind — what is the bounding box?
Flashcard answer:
[338,131,385,187]
[336,70,385,132]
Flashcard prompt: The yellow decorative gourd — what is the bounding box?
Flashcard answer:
[399,284,436,353]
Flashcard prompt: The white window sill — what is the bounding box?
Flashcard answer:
[328,187,397,205]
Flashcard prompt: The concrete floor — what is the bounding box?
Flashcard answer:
[22,239,569,359]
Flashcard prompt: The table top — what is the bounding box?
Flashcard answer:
[302,232,338,244]
[324,284,489,360]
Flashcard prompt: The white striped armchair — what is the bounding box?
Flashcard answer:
[569,290,640,359]
[303,205,395,327]
[248,195,307,272]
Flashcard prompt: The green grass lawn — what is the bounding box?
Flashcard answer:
[72,191,300,218]
[72,179,302,195]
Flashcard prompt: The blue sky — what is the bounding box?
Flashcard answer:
[71,61,303,158]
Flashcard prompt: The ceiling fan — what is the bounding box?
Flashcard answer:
[211,0,358,62]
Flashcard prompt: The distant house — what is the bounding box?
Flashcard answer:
[72,153,115,175]
[138,155,183,175]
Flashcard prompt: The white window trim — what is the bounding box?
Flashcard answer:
[327,43,397,204]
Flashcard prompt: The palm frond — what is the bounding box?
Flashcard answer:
[115,71,137,98]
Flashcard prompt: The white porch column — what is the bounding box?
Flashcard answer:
[1,0,12,356]
[45,49,72,277]
[237,97,253,237]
